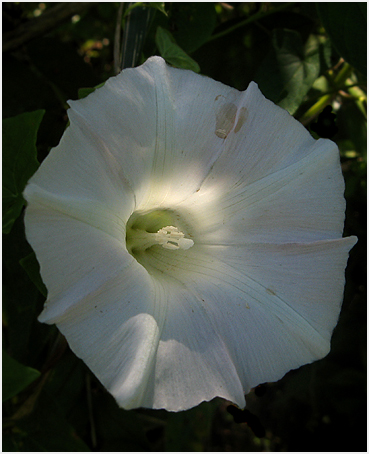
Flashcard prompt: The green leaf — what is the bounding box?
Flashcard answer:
[20,252,47,297]
[2,350,40,402]
[78,82,105,99]
[12,390,90,451]
[155,26,200,72]
[170,3,216,53]
[255,29,321,114]
[149,2,167,17]
[44,350,87,418]
[317,3,367,75]
[3,110,44,234]
[93,393,151,451]
[3,216,50,364]
[165,401,218,451]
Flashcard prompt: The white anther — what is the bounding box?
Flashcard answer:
[155,226,194,250]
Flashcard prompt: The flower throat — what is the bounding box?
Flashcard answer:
[126,209,194,255]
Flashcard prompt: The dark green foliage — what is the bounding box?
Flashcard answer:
[3,110,44,234]
[255,29,325,114]
[2,2,366,451]
[317,2,367,75]
[3,351,41,402]
[169,3,217,53]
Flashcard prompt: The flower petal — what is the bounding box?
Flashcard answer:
[180,136,346,244]
[23,106,135,239]
[194,237,357,388]
[24,205,131,323]
[143,279,246,411]
[25,205,165,410]
[68,57,251,209]
[135,58,239,208]
[56,267,163,410]
[140,236,356,400]
[66,61,159,208]
[197,81,319,190]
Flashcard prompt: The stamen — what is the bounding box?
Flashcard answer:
[155,226,194,250]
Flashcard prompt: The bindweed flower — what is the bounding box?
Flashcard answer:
[24,56,357,412]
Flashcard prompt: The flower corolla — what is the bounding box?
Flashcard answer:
[24,56,357,412]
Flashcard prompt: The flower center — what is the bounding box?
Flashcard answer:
[155,226,194,250]
[126,209,194,257]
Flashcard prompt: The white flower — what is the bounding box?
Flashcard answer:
[24,56,357,412]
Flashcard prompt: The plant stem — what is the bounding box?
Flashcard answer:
[300,63,357,125]
[207,3,292,43]
[333,62,353,86]
[299,93,335,125]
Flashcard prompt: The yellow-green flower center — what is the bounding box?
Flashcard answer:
[126,209,194,256]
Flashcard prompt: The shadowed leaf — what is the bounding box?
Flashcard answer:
[3,350,40,402]
[3,110,44,234]
[155,26,200,72]
[255,29,321,114]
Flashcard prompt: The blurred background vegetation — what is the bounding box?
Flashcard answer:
[3,2,366,451]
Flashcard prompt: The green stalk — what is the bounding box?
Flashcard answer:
[207,3,292,43]
[346,84,367,119]
[300,63,356,125]
[299,93,335,125]
[333,62,353,86]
